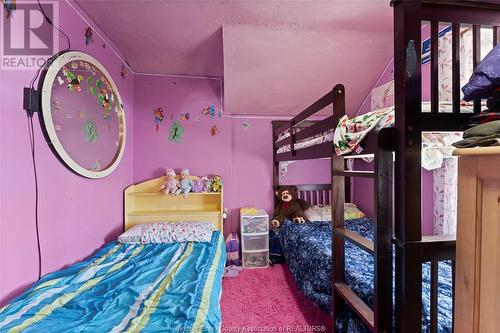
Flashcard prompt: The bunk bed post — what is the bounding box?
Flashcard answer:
[331,84,346,330]
[373,127,394,333]
[393,0,423,332]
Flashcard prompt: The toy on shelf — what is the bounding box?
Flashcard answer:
[191,176,210,193]
[176,168,194,198]
[208,175,223,193]
[160,168,179,195]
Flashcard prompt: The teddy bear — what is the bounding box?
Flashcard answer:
[271,185,310,228]
[160,168,179,195]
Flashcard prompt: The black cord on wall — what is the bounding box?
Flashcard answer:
[23,0,72,280]
[26,114,42,280]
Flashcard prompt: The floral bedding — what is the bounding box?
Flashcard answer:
[277,218,453,332]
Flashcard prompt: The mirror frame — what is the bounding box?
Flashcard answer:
[38,51,126,179]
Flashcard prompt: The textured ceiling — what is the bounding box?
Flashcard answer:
[75,0,393,115]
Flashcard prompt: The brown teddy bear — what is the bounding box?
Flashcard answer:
[271,185,310,228]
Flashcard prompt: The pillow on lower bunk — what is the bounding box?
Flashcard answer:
[304,203,365,222]
[140,222,214,244]
[344,203,366,220]
[118,222,214,244]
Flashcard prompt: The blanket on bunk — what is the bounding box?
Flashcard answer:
[278,218,453,333]
[333,107,394,156]
[0,232,225,333]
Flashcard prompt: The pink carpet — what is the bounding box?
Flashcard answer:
[221,264,332,332]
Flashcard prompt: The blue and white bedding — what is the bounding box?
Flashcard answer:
[0,232,225,333]
[278,218,453,333]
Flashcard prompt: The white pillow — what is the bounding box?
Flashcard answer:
[304,205,331,222]
[140,222,214,244]
[304,203,366,222]
[118,224,143,244]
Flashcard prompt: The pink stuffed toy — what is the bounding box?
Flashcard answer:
[160,168,179,195]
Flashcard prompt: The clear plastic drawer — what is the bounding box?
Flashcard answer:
[242,234,268,251]
[242,251,268,268]
[241,215,268,234]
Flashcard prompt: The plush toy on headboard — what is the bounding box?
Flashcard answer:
[160,168,179,195]
[271,185,310,228]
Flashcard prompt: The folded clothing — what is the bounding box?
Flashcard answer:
[453,120,500,148]
[462,45,500,101]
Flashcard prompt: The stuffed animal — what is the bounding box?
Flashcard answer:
[160,168,179,195]
[176,168,194,198]
[191,178,205,193]
[208,175,223,193]
[271,185,310,228]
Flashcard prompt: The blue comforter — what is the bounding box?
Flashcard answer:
[0,232,225,333]
[278,218,453,333]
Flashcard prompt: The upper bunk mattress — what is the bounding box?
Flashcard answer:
[278,218,453,333]
[0,232,226,333]
[275,101,482,156]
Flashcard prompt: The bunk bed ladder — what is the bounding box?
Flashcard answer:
[332,126,394,332]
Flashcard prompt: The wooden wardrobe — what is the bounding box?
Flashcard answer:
[454,147,500,333]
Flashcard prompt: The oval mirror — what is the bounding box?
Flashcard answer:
[38,51,126,178]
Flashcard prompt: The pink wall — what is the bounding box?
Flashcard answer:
[133,74,330,234]
[0,1,134,306]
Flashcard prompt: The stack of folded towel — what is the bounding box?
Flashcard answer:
[453,120,500,148]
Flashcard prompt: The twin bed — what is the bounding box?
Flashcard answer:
[0,177,226,333]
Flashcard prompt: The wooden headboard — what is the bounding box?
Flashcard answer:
[124,176,223,232]
[274,183,331,206]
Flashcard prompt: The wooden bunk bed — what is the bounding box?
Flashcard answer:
[271,1,500,332]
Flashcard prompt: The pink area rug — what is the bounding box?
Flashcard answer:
[221,264,332,332]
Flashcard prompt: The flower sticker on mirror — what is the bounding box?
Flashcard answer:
[84,120,97,142]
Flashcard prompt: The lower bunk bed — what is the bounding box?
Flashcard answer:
[0,231,225,333]
[277,218,452,333]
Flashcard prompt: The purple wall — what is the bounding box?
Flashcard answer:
[0,1,134,306]
[133,74,330,234]
[351,27,436,235]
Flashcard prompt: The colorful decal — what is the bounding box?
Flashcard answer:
[211,125,219,137]
[169,121,184,143]
[103,109,112,130]
[57,76,64,85]
[84,120,97,142]
[2,0,16,18]
[120,65,126,79]
[154,107,164,132]
[76,111,86,119]
[51,100,62,112]
[92,159,101,171]
[242,121,250,130]
[180,113,190,121]
[202,105,216,118]
[85,26,93,45]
